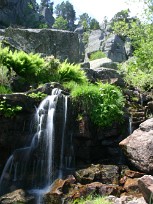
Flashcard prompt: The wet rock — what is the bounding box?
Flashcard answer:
[0,189,34,204]
[0,93,36,112]
[44,176,76,204]
[65,182,121,202]
[75,164,119,185]
[119,118,153,173]
[138,175,153,203]
[148,101,153,112]
[124,170,145,178]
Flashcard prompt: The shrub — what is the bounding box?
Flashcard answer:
[118,57,153,91]
[89,51,106,61]
[71,83,125,127]
[0,45,61,84]
[0,100,22,118]
[58,60,88,84]
[2,49,45,83]
[28,92,47,101]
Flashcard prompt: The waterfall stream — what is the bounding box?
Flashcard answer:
[0,88,71,203]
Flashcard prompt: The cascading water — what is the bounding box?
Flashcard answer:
[0,88,71,203]
[59,96,68,178]
[129,116,133,135]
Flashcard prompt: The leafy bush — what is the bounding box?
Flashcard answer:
[71,83,125,127]
[118,57,153,91]
[2,49,45,83]
[58,60,88,84]
[89,51,106,61]
[0,100,22,118]
[28,92,47,101]
[0,45,61,85]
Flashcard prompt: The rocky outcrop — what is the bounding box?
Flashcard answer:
[0,28,80,63]
[85,30,104,60]
[0,189,34,204]
[138,175,153,203]
[119,118,153,173]
[75,164,119,185]
[82,58,125,87]
[40,7,55,28]
[0,0,43,28]
[85,30,131,63]
[102,34,127,62]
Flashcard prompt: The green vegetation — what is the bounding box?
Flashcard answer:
[0,85,12,94]
[0,45,125,127]
[52,16,68,30]
[0,100,22,118]
[78,13,100,31]
[69,195,112,204]
[58,60,88,84]
[112,4,153,91]
[69,83,124,127]
[54,1,76,30]
[89,51,106,61]
[28,92,47,101]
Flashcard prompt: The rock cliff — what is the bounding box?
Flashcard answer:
[0,28,80,63]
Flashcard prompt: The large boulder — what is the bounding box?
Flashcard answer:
[0,189,34,204]
[138,175,153,203]
[85,29,104,60]
[0,28,80,63]
[102,34,127,62]
[75,164,119,185]
[83,58,124,87]
[119,118,153,173]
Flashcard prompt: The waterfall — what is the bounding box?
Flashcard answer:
[0,88,71,202]
[129,116,133,135]
[59,96,68,178]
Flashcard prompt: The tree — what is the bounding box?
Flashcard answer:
[78,13,100,31]
[90,18,100,30]
[112,6,153,91]
[52,16,68,30]
[55,1,76,30]
[78,13,91,30]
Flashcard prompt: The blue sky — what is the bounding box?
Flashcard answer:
[36,0,145,23]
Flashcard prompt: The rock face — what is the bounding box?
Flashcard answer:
[0,0,43,28]
[102,34,127,62]
[85,30,104,60]
[0,93,36,173]
[40,7,55,28]
[0,28,80,63]
[85,30,130,63]
[119,118,153,173]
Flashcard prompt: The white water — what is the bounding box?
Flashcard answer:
[129,116,133,135]
[59,96,68,178]
[0,88,69,203]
